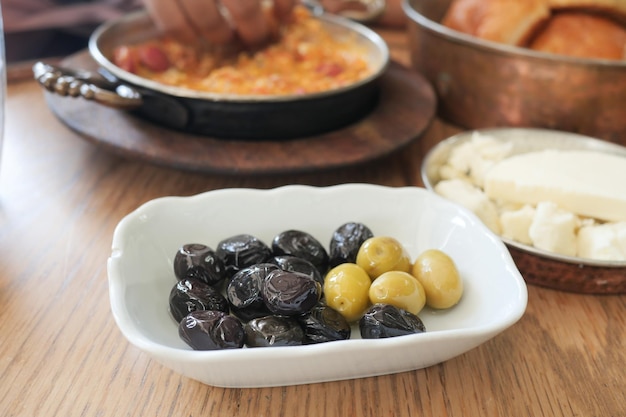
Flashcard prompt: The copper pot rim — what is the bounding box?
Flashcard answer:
[402,0,626,69]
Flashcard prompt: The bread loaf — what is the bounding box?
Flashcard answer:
[530,12,626,59]
[441,0,550,45]
[442,0,626,59]
[548,0,626,22]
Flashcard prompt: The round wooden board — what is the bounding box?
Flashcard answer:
[43,51,436,175]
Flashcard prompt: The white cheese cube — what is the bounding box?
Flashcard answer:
[578,222,626,261]
[500,205,535,245]
[446,141,477,175]
[466,158,498,188]
[469,132,514,161]
[446,133,513,188]
[438,164,470,182]
[528,202,579,257]
[435,179,501,234]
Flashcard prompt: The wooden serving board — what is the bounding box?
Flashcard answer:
[43,51,436,175]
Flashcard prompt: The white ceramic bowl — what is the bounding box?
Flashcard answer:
[107,184,527,388]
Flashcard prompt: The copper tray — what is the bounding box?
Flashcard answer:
[421,127,626,295]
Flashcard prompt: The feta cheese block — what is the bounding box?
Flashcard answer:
[484,150,626,222]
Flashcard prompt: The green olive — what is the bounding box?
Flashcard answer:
[356,236,411,279]
[369,271,426,315]
[323,263,372,322]
[411,249,463,309]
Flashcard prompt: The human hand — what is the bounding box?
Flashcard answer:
[315,0,405,27]
[143,0,296,46]
[143,0,405,48]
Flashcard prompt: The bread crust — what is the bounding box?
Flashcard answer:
[442,0,551,46]
[442,0,626,59]
[530,11,626,59]
[548,0,626,22]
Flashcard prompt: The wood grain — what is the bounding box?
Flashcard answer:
[1,30,625,417]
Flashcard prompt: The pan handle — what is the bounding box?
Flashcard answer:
[32,61,143,110]
[303,0,386,22]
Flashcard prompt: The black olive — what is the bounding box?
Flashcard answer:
[272,230,329,276]
[179,310,245,350]
[298,304,351,344]
[359,304,426,339]
[262,269,321,316]
[269,255,324,289]
[245,315,304,347]
[169,278,229,323]
[216,234,272,278]
[226,263,278,322]
[173,243,225,286]
[329,222,374,267]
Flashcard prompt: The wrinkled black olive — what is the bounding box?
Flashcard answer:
[226,263,278,321]
[329,222,374,267]
[272,230,329,276]
[359,304,426,339]
[169,278,229,323]
[298,304,351,344]
[179,310,245,350]
[269,255,324,289]
[245,315,304,347]
[262,269,321,316]
[216,234,272,278]
[173,243,225,286]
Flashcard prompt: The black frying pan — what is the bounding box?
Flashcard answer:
[34,9,389,140]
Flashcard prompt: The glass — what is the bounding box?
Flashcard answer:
[0,2,5,174]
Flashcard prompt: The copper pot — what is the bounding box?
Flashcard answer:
[403,0,626,144]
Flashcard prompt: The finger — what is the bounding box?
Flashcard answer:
[321,0,367,14]
[143,0,197,41]
[177,0,234,44]
[272,0,296,20]
[220,0,269,46]
[320,0,386,22]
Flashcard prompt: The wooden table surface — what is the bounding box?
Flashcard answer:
[1,28,625,417]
